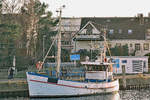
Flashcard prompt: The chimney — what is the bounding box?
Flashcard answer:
[137,13,143,18]
[148,13,150,17]
[137,13,144,25]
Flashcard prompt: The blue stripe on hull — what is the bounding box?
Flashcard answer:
[28,72,49,78]
[85,79,112,82]
[27,72,111,83]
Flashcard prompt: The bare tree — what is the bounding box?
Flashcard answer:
[24,0,38,57]
[1,0,24,14]
[0,1,2,23]
[21,0,42,58]
[1,0,51,60]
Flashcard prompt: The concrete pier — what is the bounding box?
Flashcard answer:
[0,79,28,97]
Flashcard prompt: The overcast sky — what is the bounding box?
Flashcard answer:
[40,0,150,17]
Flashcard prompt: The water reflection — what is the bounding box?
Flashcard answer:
[3,90,150,100]
[31,93,120,100]
[0,93,120,100]
[0,97,29,100]
[120,90,150,100]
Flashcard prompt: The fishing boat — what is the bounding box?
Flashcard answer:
[26,34,119,97]
[26,7,119,98]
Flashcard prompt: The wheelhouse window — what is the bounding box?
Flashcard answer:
[86,65,107,71]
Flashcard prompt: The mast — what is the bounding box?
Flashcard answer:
[56,5,65,78]
[99,27,107,63]
[103,28,108,82]
[103,28,107,62]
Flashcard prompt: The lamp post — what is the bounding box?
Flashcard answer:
[56,5,65,78]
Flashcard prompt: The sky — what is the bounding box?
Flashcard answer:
[40,0,150,17]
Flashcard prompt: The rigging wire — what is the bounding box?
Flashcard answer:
[42,34,58,64]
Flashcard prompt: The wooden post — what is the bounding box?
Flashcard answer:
[122,65,126,89]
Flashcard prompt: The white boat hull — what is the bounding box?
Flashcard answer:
[26,72,119,97]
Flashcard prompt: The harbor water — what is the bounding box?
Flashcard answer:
[1,90,150,100]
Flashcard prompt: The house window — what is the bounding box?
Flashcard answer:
[143,61,146,68]
[65,41,70,45]
[0,43,6,48]
[0,44,2,48]
[130,44,132,47]
[128,29,132,34]
[62,41,65,45]
[135,43,140,51]
[132,60,143,72]
[146,29,150,40]
[116,43,121,47]
[109,29,114,34]
[62,41,70,45]
[145,19,149,22]
[147,29,150,36]
[143,43,149,50]
[118,29,122,34]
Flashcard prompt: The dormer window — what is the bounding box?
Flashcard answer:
[128,29,132,34]
[109,29,114,34]
[106,19,111,22]
[86,28,92,35]
[86,24,93,35]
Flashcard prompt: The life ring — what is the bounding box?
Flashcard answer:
[104,58,107,62]
[36,61,43,71]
